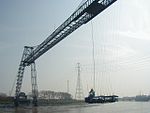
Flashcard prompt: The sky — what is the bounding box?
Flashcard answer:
[0,0,150,98]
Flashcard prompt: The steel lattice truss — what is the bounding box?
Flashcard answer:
[15,0,117,100]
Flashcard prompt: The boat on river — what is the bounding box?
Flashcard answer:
[85,89,118,103]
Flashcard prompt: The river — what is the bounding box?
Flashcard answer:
[0,102,150,113]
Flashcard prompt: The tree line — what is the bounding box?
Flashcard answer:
[38,90,72,100]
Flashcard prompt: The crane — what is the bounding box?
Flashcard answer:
[14,0,117,106]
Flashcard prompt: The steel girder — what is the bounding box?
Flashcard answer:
[22,0,117,65]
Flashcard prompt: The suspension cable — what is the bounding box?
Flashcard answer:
[91,21,96,90]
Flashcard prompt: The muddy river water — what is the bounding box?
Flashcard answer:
[0,102,150,113]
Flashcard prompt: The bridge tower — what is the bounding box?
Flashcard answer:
[75,63,84,100]
[14,46,38,106]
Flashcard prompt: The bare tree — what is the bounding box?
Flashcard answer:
[0,92,7,97]
[38,90,72,100]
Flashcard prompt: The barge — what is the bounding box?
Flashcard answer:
[85,89,118,103]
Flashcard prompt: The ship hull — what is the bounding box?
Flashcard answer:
[85,95,118,103]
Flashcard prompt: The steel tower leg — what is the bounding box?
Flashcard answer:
[15,46,30,107]
[31,62,38,106]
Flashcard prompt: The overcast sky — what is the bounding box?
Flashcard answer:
[0,0,150,98]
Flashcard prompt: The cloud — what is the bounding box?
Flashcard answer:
[116,31,150,41]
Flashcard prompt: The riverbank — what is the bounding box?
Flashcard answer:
[38,99,85,106]
[0,99,85,108]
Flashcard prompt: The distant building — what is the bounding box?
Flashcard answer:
[135,95,150,101]
[119,96,135,101]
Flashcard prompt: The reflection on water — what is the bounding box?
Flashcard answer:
[15,107,27,113]
[32,107,38,113]
[14,106,38,113]
[1,102,150,113]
